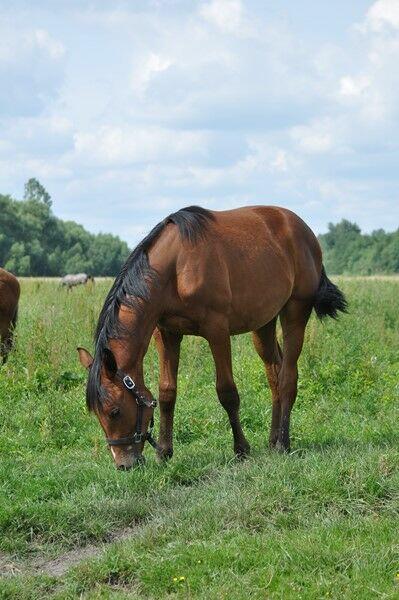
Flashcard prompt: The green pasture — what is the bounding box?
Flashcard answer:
[0,278,398,598]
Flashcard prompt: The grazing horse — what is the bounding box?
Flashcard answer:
[61,273,94,290]
[0,268,20,364]
[78,206,347,470]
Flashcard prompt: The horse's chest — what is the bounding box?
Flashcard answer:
[158,315,201,336]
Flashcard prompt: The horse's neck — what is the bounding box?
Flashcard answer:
[110,302,159,382]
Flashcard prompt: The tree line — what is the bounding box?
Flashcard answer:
[0,179,130,276]
[0,179,398,276]
[319,220,399,275]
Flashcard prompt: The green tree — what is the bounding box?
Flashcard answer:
[319,220,399,274]
[24,178,52,207]
[0,181,130,276]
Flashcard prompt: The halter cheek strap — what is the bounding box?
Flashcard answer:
[105,371,161,451]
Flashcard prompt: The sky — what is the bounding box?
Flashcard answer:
[1,0,398,247]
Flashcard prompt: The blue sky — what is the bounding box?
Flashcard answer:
[1,0,398,246]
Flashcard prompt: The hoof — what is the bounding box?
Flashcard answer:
[235,444,250,460]
[275,440,290,454]
[156,447,174,462]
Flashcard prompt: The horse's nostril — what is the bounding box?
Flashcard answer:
[117,463,130,471]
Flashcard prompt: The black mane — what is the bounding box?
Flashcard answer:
[86,205,214,411]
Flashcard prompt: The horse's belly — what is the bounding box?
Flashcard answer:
[227,296,289,334]
[226,262,293,333]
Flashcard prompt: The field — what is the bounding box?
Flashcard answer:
[0,278,398,599]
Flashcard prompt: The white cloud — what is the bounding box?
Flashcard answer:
[23,158,71,179]
[48,115,72,134]
[290,120,335,154]
[339,75,371,97]
[270,150,288,172]
[34,29,65,59]
[131,52,173,96]
[73,125,208,166]
[364,0,399,32]
[339,6,399,123]
[0,22,66,117]
[1,1,399,245]
[199,0,243,34]
[0,26,65,64]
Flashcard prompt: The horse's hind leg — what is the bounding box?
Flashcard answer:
[252,317,283,448]
[0,332,5,364]
[277,299,312,452]
[208,329,250,458]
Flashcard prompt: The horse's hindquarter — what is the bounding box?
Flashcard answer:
[226,205,322,299]
[210,207,295,332]
[0,269,20,337]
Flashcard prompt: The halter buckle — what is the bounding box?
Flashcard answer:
[123,375,136,390]
[132,431,144,444]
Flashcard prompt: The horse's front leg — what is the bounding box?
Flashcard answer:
[207,329,250,458]
[154,327,182,461]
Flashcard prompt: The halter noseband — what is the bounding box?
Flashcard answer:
[105,371,160,451]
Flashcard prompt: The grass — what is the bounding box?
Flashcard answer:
[0,278,398,598]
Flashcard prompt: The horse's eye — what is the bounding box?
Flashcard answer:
[109,407,121,419]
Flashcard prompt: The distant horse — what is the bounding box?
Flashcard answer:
[61,273,94,290]
[78,206,347,470]
[0,268,20,364]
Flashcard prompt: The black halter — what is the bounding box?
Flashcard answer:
[105,371,160,451]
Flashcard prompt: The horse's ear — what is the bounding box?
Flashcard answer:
[77,347,93,369]
[103,347,118,378]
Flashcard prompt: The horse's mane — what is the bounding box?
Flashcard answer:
[87,205,214,411]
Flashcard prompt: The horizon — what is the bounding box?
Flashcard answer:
[1,0,398,247]
[4,186,399,247]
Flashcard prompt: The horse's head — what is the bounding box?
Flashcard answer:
[77,346,157,470]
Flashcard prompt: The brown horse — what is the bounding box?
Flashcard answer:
[0,268,20,364]
[78,206,347,469]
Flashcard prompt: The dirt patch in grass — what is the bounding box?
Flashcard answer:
[0,526,138,579]
[0,552,23,577]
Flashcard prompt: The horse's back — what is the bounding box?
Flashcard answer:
[214,205,320,265]
[164,205,322,333]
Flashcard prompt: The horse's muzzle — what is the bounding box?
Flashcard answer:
[115,454,145,470]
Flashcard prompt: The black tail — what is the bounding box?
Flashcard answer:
[313,266,347,320]
[11,305,18,331]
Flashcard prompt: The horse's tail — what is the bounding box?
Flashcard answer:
[313,265,347,320]
[7,305,18,351]
[11,305,18,331]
